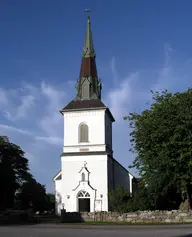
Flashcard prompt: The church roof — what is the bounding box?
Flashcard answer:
[79,14,97,78]
[79,57,97,78]
[60,99,115,121]
[61,99,105,110]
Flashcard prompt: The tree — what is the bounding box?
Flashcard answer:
[124,88,192,209]
[0,136,31,210]
[45,193,55,212]
[130,178,154,211]
[17,176,47,212]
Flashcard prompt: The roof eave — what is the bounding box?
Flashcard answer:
[60,106,107,113]
[59,110,64,115]
[53,170,62,181]
[106,108,115,122]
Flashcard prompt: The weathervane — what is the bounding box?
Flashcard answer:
[85,8,92,18]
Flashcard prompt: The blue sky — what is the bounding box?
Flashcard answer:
[0,0,192,192]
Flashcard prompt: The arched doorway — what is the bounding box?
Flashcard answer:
[77,190,90,212]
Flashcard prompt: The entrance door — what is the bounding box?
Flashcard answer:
[78,198,90,212]
[77,190,91,212]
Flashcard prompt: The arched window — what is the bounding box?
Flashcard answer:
[81,172,85,181]
[77,190,90,198]
[79,123,89,142]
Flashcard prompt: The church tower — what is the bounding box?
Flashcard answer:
[54,12,134,215]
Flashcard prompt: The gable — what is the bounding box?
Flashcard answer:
[53,170,62,181]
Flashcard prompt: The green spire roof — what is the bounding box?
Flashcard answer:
[82,16,96,58]
[73,13,102,101]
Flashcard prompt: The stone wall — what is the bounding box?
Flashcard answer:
[61,210,192,223]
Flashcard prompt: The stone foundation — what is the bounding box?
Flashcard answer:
[61,210,192,223]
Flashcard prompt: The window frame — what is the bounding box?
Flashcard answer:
[79,123,89,143]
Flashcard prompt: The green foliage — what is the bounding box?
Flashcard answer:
[124,88,192,209]
[109,186,132,213]
[0,135,53,212]
[109,182,153,212]
[45,193,55,211]
[130,179,154,211]
[16,176,47,212]
[0,136,31,210]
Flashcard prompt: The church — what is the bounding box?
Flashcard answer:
[53,14,136,215]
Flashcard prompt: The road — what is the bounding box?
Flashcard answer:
[0,224,192,237]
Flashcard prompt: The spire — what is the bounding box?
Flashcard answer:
[75,10,102,101]
[82,14,96,58]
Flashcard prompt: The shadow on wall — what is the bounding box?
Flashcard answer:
[56,192,62,205]
[60,210,84,223]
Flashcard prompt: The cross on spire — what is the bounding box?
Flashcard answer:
[85,8,92,16]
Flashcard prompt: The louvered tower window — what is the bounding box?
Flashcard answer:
[79,124,89,142]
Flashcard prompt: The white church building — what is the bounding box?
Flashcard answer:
[53,14,136,215]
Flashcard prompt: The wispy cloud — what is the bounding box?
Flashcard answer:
[0,81,67,145]
[105,71,139,121]
[38,81,65,137]
[0,88,9,108]
[110,56,119,86]
[0,123,62,147]
[5,95,35,121]
[0,124,32,136]
[105,45,191,123]
[35,136,63,146]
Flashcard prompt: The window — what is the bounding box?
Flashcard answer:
[81,172,85,181]
[77,190,90,198]
[79,123,89,142]
[78,192,84,197]
[82,80,89,99]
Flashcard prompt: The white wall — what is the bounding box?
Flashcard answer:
[61,154,109,212]
[64,144,106,153]
[63,110,106,148]
[55,156,133,214]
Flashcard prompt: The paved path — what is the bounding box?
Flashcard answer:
[0,224,192,237]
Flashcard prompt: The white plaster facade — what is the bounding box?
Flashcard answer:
[63,110,111,152]
[53,108,135,215]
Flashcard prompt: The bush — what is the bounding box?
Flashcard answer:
[109,186,132,213]
[109,183,153,213]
